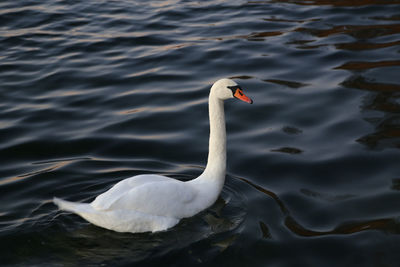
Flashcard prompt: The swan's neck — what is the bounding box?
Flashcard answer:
[203,94,226,179]
[187,91,226,209]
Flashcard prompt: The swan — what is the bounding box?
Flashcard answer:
[53,78,253,233]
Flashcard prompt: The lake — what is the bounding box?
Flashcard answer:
[1,0,400,266]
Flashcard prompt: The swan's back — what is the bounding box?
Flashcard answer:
[91,174,172,210]
[92,175,198,218]
[54,174,201,233]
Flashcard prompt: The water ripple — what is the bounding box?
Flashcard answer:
[1,0,400,266]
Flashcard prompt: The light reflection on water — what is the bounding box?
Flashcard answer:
[0,0,400,266]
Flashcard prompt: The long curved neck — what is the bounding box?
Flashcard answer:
[203,93,226,179]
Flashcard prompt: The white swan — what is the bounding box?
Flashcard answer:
[53,78,253,233]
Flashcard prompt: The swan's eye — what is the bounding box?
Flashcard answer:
[227,85,241,95]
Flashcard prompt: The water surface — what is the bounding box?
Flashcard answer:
[1,0,400,266]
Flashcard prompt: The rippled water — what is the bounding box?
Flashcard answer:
[1,0,400,266]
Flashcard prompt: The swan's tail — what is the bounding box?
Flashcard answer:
[53,197,93,214]
[53,197,180,233]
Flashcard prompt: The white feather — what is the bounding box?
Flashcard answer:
[53,78,252,233]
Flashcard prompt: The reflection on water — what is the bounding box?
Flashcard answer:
[342,75,400,93]
[336,60,400,70]
[237,176,400,237]
[342,75,400,150]
[269,0,400,6]
[264,79,308,89]
[336,40,400,51]
[1,0,400,266]
[284,216,400,237]
[296,24,400,39]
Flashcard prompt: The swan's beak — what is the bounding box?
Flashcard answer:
[234,89,253,104]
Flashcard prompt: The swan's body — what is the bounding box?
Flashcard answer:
[53,78,252,233]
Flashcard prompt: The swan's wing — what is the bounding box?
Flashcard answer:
[92,179,197,218]
[91,174,173,210]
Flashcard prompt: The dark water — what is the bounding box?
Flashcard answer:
[1,0,400,266]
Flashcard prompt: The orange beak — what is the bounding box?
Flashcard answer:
[234,89,253,104]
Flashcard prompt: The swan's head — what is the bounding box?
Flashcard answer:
[211,78,253,104]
